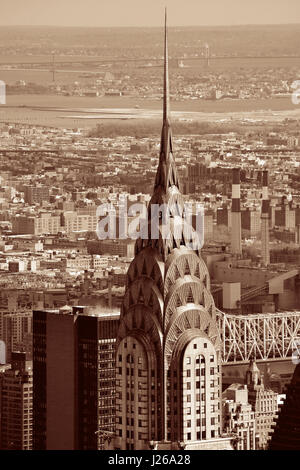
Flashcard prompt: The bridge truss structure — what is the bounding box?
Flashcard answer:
[217,310,300,364]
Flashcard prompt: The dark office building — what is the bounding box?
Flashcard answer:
[269,363,300,450]
[33,306,119,450]
[0,352,33,450]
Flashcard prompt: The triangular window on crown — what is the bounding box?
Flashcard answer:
[184,259,190,275]
[186,286,194,303]
[138,286,144,304]
[142,259,147,276]
[174,265,181,280]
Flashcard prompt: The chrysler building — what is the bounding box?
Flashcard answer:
[114,11,224,451]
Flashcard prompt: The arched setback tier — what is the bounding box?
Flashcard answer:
[167,330,222,443]
[115,332,163,450]
[122,278,164,332]
[126,247,165,294]
[163,276,215,332]
[164,246,211,293]
[115,247,166,449]
[163,302,221,443]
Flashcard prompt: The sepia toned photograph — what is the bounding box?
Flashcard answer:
[0,0,299,458]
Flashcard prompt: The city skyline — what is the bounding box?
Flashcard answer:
[0,3,300,453]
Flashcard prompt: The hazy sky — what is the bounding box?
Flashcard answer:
[1,0,300,27]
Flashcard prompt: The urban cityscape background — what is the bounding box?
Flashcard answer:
[0,1,300,452]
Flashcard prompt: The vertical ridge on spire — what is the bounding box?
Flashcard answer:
[163,7,169,123]
[151,8,180,198]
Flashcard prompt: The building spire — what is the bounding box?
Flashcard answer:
[152,9,180,195]
[163,7,169,122]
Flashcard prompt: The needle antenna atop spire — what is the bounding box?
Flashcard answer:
[163,7,169,122]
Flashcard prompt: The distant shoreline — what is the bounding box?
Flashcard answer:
[3,93,299,112]
[0,94,299,129]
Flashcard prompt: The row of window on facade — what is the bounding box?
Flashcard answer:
[117,429,148,440]
[184,402,220,413]
[185,429,220,440]
[186,354,215,364]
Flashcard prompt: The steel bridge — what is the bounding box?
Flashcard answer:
[217,310,300,365]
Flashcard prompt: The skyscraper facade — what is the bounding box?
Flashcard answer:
[0,352,33,450]
[231,168,242,255]
[113,13,224,451]
[269,363,300,450]
[33,306,119,450]
[223,383,256,450]
[246,360,278,450]
[261,170,270,267]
